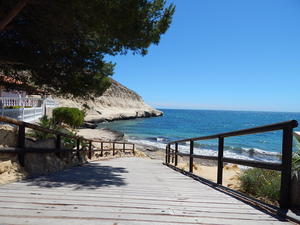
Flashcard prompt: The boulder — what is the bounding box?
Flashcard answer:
[0,124,18,147]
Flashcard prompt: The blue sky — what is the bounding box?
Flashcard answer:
[107,0,300,112]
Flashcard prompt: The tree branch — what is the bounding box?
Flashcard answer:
[0,0,31,32]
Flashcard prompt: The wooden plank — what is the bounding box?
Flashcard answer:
[0,158,292,225]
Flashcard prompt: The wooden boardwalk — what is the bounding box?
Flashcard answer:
[0,157,292,225]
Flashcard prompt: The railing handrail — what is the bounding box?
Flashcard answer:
[0,97,43,100]
[165,120,298,210]
[0,115,134,145]
[0,97,59,108]
[168,120,298,144]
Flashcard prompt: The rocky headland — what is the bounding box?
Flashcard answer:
[55,79,163,126]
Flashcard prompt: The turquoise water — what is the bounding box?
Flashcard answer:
[97,109,300,162]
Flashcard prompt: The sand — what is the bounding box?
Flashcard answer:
[77,128,124,142]
[177,162,241,189]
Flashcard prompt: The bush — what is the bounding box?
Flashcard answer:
[28,115,56,139]
[4,106,32,109]
[293,134,300,172]
[238,168,281,201]
[55,127,77,149]
[293,150,300,172]
[53,107,84,128]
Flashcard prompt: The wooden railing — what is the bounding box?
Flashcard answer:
[165,120,298,209]
[0,116,135,166]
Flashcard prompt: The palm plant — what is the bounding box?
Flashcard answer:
[293,132,300,172]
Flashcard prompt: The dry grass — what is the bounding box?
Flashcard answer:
[133,149,149,158]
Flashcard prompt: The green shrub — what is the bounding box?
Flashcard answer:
[293,150,300,172]
[28,115,79,149]
[53,107,84,128]
[238,168,281,201]
[55,127,77,149]
[4,106,32,109]
[293,134,300,172]
[28,115,56,140]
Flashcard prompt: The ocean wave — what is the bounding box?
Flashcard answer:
[146,136,170,143]
[128,136,281,163]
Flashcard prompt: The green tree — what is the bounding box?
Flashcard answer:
[0,0,175,98]
[53,107,85,128]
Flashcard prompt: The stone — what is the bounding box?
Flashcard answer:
[0,124,18,147]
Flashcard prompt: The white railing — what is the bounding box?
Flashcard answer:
[1,107,44,122]
[0,97,59,122]
[0,97,44,108]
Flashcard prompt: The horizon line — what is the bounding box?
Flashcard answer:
[155,107,300,114]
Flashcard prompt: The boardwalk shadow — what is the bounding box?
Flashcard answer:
[24,163,128,190]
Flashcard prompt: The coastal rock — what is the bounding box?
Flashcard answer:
[0,125,18,147]
[82,122,97,129]
[55,79,163,123]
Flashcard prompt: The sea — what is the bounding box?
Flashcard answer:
[97,109,300,163]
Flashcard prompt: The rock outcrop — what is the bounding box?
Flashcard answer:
[55,79,162,123]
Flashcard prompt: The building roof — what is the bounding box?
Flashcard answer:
[0,75,47,94]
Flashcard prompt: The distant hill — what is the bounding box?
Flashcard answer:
[55,79,162,123]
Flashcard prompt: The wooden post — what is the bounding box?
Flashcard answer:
[88,141,92,159]
[217,137,224,185]
[55,134,61,158]
[279,127,293,209]
[18,124,26,166]
[171,146,174,164]
[112,142,115,156]
[76,138,80,159]
[56,135,61,149]
[165,145,168,164]
[175,143,178,166]
[132,144,135,155]
[167,145,171,164]
[123,143,125,153]
[189,141,194,173]
[77,139,80,150]
[101,142,103,157]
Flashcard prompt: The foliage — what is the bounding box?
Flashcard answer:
[28,115,56,140]
[0,0,175,98]
[293,135,300,172]
[238,168,281,201]
[4,106,32,109]
[293,151,300,172]
[53,107,85,128]
[28,115,80,149]
[55,127,78,149]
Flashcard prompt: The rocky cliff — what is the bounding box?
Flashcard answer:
[55,79,162,123]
